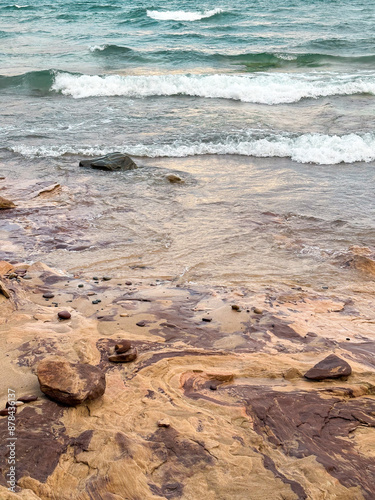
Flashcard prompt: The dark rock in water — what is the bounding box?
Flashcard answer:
[0,196,16,209]
[79,153,138,171]
[108,347,138,363]
[166,174,184,183]
[58,310,71,320]
[115,340,132,354]
[304,354,352,381]
[37,357,106,406]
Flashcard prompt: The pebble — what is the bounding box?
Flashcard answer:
[202,317,212,322]
[115,340,132,354]
[78,284,84,288]
[58,310,71,320]
[87,292,96,296]
[92,299,101,304]
[209,384,217,391]
[120,313,129,317]
[253,307,263,315]
[166,174,183,183]
[125,281,132,286]
[92,277,99,281]
[6,401,24,408]
[102,276,111,281]
[18,395,38,403]
[157,418,171,428]
[136,320,146,327]
[231,304,240,311]
[43,292,54,299]
[23,276,32,279]
[0,408,17,416]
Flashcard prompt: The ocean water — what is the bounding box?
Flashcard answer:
[1,0,375,287]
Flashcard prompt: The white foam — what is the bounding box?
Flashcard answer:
[9,132,375,165]
[51,71,375,103]
[146,8,223,21]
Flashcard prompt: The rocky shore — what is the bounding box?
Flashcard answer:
[0,260,374,499]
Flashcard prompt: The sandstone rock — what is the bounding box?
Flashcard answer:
[304,354,352,381]
[79,153,138,171]
[253,307,263,314]
[108,347,137,363]
[115,340,132,354]
[157,418,170,428]
[0,196,16,209]
[0,261,14,276]
[0,278,11,299]
[37,357,106,406]
[283,367,302,380]
[166,174,184,183]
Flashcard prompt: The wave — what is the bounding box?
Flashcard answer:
[146,8,224,22]
[8,132,375,165]
[51,71,375,103]
[89,44,133,55]
[0,69,54,93]
[86,46,375,70]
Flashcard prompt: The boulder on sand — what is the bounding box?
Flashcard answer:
[79,152,138,171]
[37,357,106,406]
[304,354,352,381]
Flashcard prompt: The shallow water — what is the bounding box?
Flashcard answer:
[0,0,374,288]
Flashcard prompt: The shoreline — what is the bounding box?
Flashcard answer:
[0,259,374,498]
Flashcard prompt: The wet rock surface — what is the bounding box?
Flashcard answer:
[79,152,138,171]
[0,262,374,499]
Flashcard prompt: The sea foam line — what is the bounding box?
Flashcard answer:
[51,72,375,104]
[9,132,375,165]
[146,8,224,21]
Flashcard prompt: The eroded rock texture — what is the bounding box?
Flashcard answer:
[0,263,374,499]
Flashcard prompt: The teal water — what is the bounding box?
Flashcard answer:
[0,0,374,285]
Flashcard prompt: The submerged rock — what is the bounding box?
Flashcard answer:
[166,173,184,183]
[0,196,16,209]
[304,354,352,381]
[37,357,106,406]
[79,153,138,171]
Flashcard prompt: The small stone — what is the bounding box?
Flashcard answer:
[157,418,171,428]
[322,286,329,290]
[304,354,352,381]
[0,196,16,209]
[136,320,146,327]
[283,368,302,380]
[87,292,96,296]
[102,276,111,281]
[93,277,99,281]
[43,292,55,299]
[209,384,217,391]
[115,340,132,354]
[18,395,38,403]
[108,347,138,363]
[202,317,212,322]
[78,284,84,288]
[6,401,24,408]
[120,313,129,317]
[58,310,71,320]
[346,338,350,341]
[0,408,17,416]
[125,281,132,286]
[166,174,184,183]
[253,307,263,314]
[23,275,32,280]
[231,304,240,311]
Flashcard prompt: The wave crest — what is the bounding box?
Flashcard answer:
[146,8,224,21]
